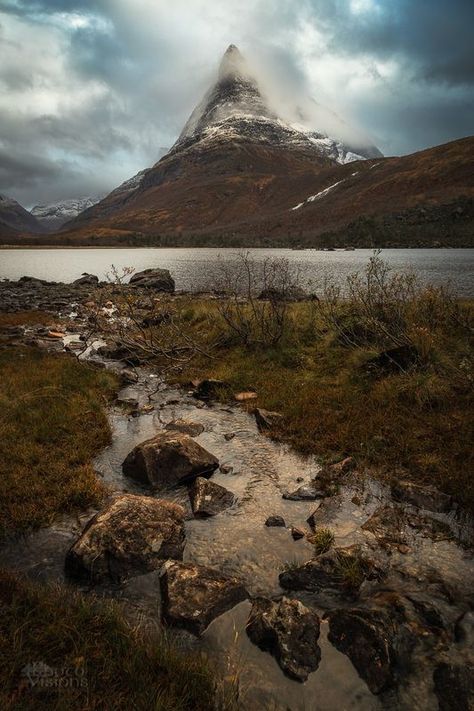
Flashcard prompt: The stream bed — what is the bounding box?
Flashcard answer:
[1,332,473,711]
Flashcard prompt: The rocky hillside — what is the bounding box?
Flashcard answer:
[0,194,44,236]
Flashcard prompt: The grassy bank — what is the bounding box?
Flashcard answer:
[0,569,223,710]
[0,347,117,536]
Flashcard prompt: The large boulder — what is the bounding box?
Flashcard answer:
[122,431,219,490]
[73,273,99,286]
[129,268,175,292]
[189,477,235,517]
[159,561,247,635]
[65,494,185,583]
[279,546,384,596]
[246,597,321,682]
[326,607,402,694]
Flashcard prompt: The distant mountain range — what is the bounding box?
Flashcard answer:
[1,45,473,247]
[30,196,102,231]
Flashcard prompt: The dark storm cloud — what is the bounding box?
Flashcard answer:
[307,0,474,87]
[0,0,472,206]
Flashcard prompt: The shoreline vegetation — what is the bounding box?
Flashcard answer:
[0,252,472,708]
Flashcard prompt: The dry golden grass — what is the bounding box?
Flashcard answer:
[0,311,57,327]
[0,348,118,536]
[0,569,224,711]
[171,297,473,510]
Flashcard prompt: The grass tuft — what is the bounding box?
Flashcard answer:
[307,528,335,555]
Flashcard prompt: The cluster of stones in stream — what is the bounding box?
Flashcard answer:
[4,276,473,705]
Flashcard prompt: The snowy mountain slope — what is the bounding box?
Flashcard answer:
[169,44,382,164]
[31,196,102,231]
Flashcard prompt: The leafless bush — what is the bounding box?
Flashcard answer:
[83,266,213,375]
[318,250,464,350]
[210,252,310,347]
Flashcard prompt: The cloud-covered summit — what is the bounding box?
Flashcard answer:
[0,0,472,206]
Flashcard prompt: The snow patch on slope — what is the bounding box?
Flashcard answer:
[291,179,346,210]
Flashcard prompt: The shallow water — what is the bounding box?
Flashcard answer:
[1,352,473,710]
[0,247,473,296]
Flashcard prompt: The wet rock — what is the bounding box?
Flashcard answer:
[362,504,453,545]
[391,479,453,513]
[306,507,322,530]
[164,419,204,437]
[305,457,356,499]
[455,611,474,646]
[129,268,175,292]
[97,340,141,365]
[407,595,445,634]
[73,273,98,286]
[265,515,286,527]
[254,408,283,431]
[361,505,408,545]
[159,561,247,635]
[326,607,402,694]
[283,484,325,501]
[433,662,474,711]
[193,378,231,400]
[122,431,219,490]
[65,494,185,583]
[189,476,235,517]
[119,368,139,384]
[246,597,321,682]
[365,344,420,374]
[291,527,306,540]
[279,546,384,596]
[116,396,139,410]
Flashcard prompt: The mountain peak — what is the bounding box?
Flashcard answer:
[218,43,247,80]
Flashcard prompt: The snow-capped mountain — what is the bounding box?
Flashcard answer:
[61,44,392,241]
[170,44,382,164]
[31,196,102,231]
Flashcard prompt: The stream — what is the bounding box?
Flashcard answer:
[1,327,473,711]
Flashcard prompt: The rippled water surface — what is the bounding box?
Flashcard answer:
[0,247,473,295]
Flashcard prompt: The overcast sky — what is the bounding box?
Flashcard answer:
[0,0,473,207]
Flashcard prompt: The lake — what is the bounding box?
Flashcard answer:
[0,247,473,296]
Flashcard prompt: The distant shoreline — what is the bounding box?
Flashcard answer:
[0,245,471,250]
